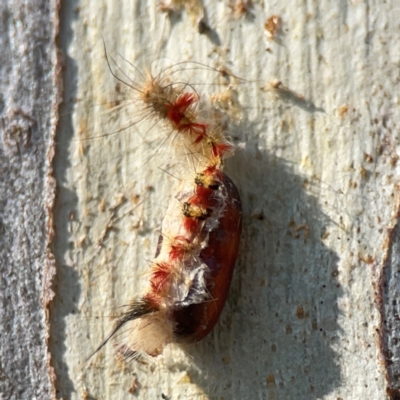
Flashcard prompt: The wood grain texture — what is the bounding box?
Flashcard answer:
[0,0,60,399]
[52,1,400,399]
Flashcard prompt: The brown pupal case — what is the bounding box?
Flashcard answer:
[172,173,242,342]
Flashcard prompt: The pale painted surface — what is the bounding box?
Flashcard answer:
[53,1,400,399]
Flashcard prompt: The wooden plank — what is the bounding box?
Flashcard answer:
[0,0,60,398]
[53,1,400,399]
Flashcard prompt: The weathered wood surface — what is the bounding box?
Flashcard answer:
[2,0,395,399]
[0,1,60,399]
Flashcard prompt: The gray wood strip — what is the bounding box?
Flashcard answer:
[380,213,400,400]
[0,1,60,399]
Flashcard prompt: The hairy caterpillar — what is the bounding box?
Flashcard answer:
[88,53,242,360]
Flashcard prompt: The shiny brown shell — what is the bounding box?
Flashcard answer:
[172,173,242,342]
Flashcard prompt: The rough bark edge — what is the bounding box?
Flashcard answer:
[44,0,62,397]
[378,194,400,400]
